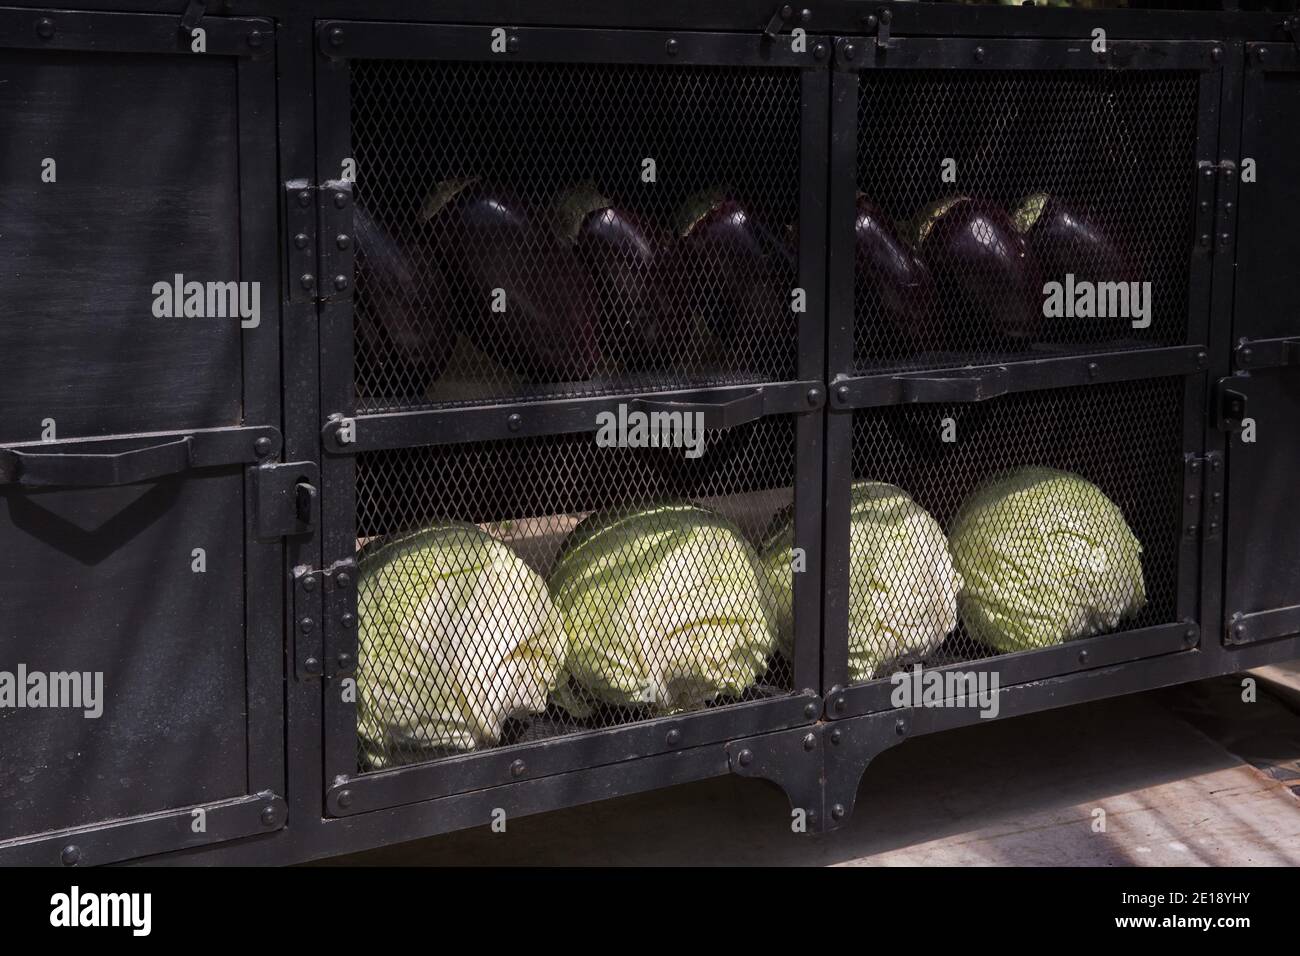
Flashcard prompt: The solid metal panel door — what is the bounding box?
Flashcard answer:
[0,7,286,866]
[1221,42,1300,649]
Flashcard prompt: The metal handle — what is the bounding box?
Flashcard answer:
[1236,336,1300,371]
[0,436,194,488]
[627,389,765,430]
[897,367,1011,404]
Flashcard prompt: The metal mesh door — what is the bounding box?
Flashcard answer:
[821,39,1212,707]
[315,25,827,794]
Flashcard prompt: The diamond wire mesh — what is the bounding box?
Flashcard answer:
[853,69,1198,371]
[350,59,803,412]
[845,378,1185,682]
[354,417,799,770]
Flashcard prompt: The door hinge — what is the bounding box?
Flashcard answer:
[1194,159,1238,257]
[1213,159,1237,255]
[293,559,357,681]
[285,180,355,305]
[254,461,319,539]
[1190,160,1232,257]
[1184,452,1224,544]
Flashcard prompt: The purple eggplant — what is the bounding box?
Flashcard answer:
[674,189,796,359]
[553,183,685,371]
[354,204,455,401]
[1011,192,1132,287]
[854,195,938,347]
[421,179,600,382]
[915,195,1041,343]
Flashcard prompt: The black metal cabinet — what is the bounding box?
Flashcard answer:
[0,7,288,865]
[304,19,830,825]
[6,0,1300,866]
[1221,41,1300,648]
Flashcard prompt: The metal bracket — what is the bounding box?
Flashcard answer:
[285,180,319,305]
[1235,336,1300,371]
[322,558,360,679]
[1283,16,1300,53]
[821,711,909,832]
[1,791,285,867]
[293,559,358,681]
[1194,161,1217,254]
[763,4,810,38]
[1213,159,1237,255]
[1184,451,1223,544]
[862,8,893,54]
[726,726,825,833]
[1228,604,1300,645]
[1200,451,1224,542]
[285,180,354,304]
[254,461,319,539]
[318,179,355,304]
[178,0,206,35]
[293,566,325,681]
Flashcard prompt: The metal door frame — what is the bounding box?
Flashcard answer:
[0,5,286,866]
[821,35,1224,718]
[310,19,831,818]
[1219,41,1300,648]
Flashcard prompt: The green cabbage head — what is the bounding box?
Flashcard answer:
[356,523,567,767]
[548,504,777,716]
[950,467,1146,653]
[762,481,961,680]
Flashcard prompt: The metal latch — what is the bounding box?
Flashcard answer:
[1284,16,1300,53]
[179,0,207,35]
[255,461,319,538]
[764,4,811,38]
[1235,336,1300,371]
[863,8,894,52]
[1212,376,1250,432]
